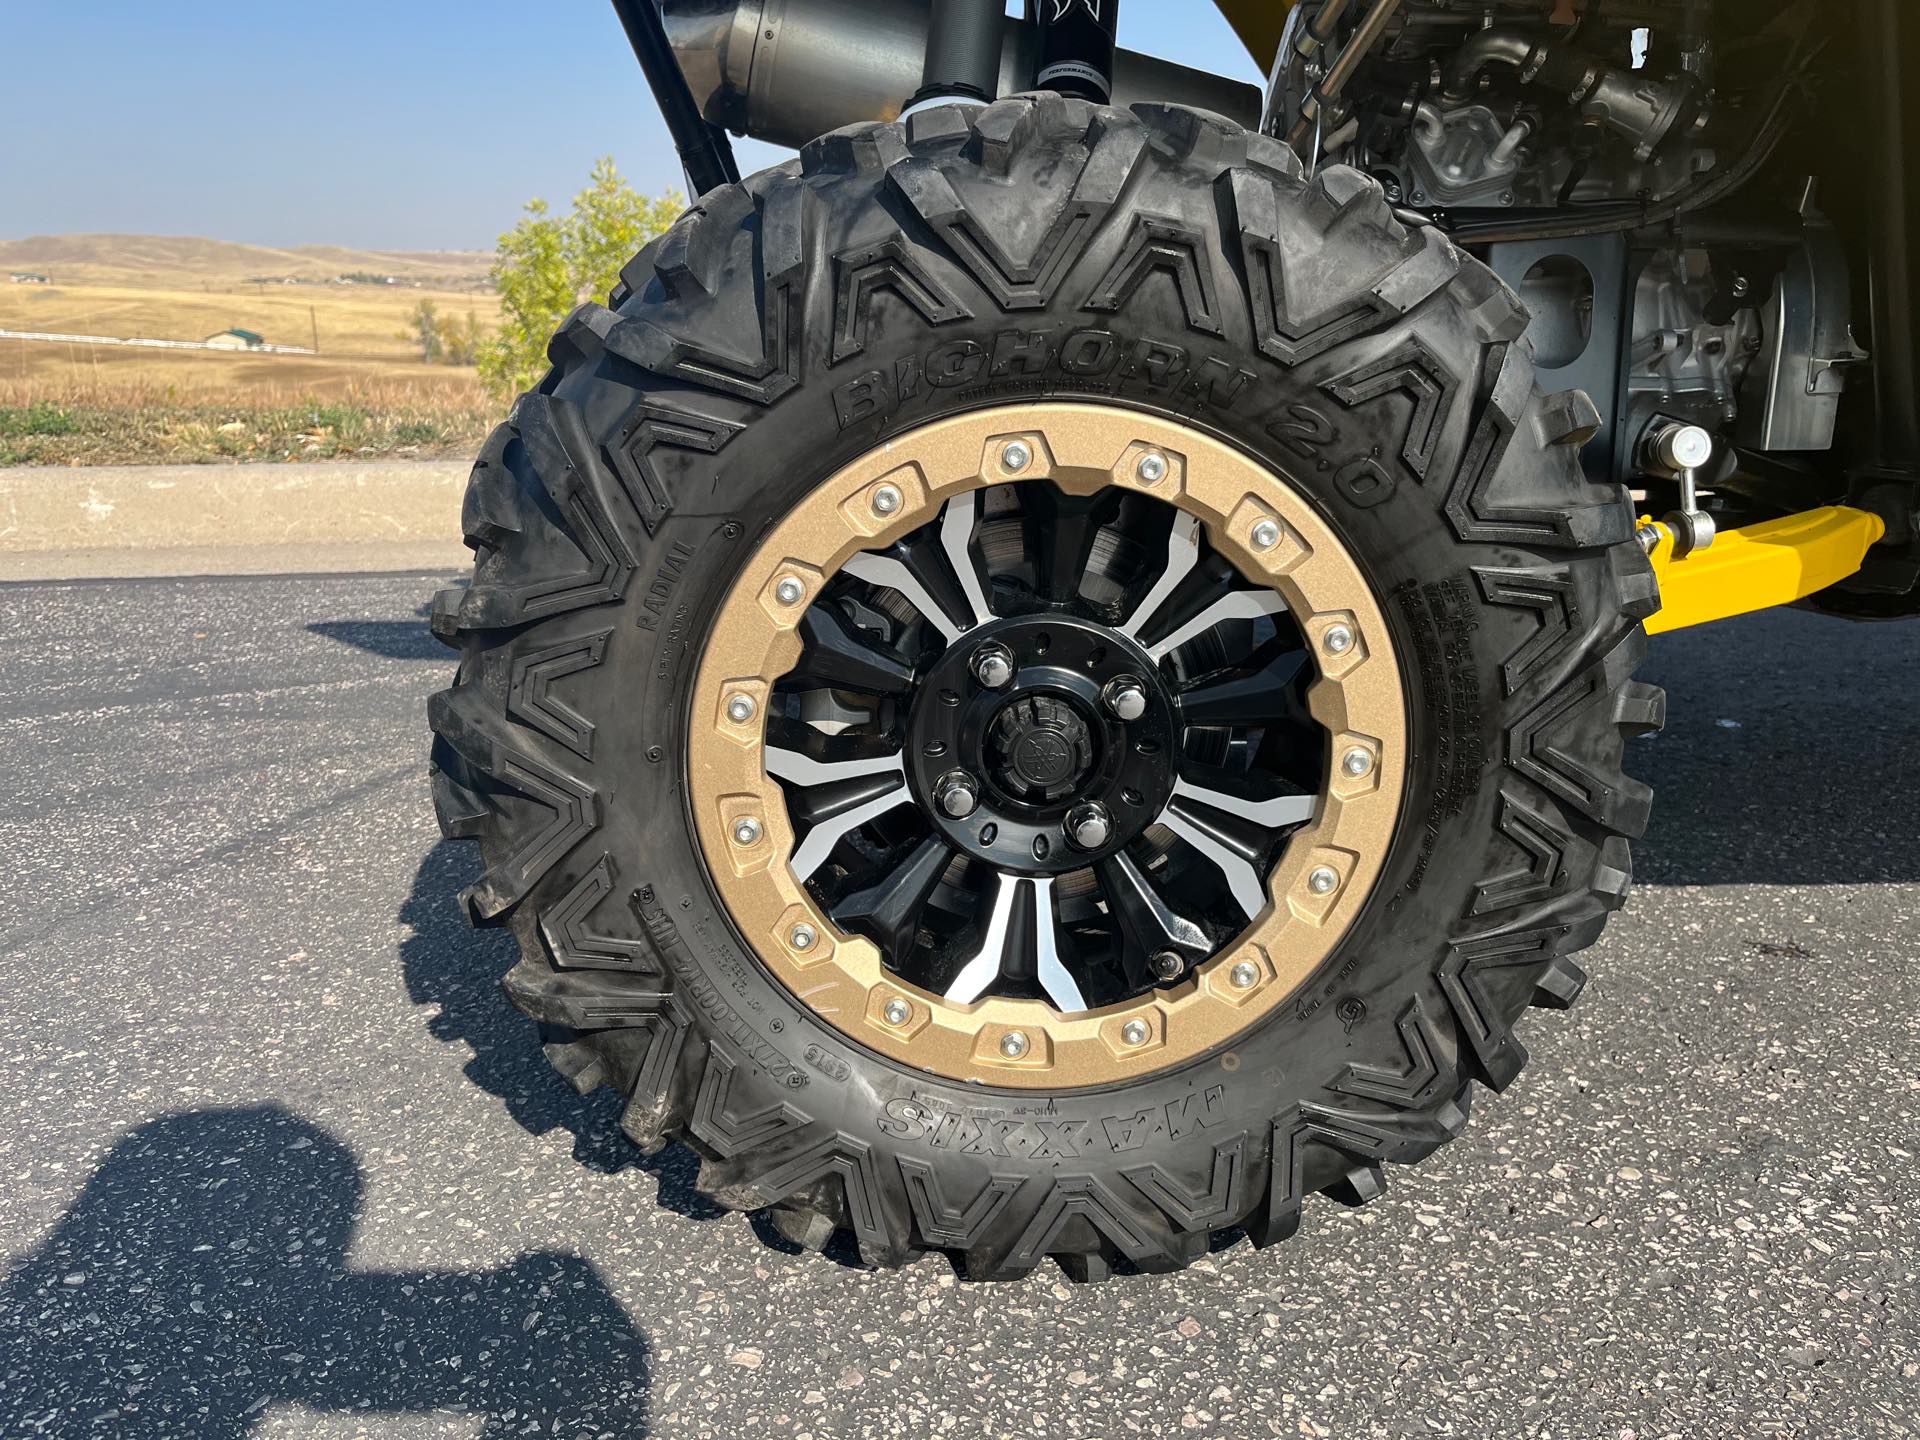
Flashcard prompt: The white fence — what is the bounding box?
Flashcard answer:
[0,328,316,356]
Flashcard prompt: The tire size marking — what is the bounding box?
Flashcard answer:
[638,893,809,1089]
[1393,575,1488,897]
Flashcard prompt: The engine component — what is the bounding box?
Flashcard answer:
[1407,102,1528,205]
[1441,27,1696,159]
[662,0,1261,149]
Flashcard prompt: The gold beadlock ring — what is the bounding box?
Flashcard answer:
[687,404,1407,1089]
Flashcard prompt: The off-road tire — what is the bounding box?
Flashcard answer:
[428,96,1662,1279]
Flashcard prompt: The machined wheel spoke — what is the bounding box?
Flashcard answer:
[1118,511,1201,638]
[1177,645,1311,727]
[1171,774,1318,830]
[1157,801,1270,921]
[1098,852,1211,965]
[796,602,915,694]
[830,833,953,958]
[1147,588,1287,663]
[842,552,966,645]
[787,777,914,881]
[943,873,1088,1012]
[939,490,994,628]
[765,743,905,788]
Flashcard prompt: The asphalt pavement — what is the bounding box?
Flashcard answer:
[0,568,1915,1438]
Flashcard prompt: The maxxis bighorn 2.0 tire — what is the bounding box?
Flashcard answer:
[428,96,1662,1280]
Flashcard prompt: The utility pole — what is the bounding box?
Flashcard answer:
[310,305,319,353]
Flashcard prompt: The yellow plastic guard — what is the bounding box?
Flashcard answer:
[1643,505,1887,635]
[1214,0,1298,71]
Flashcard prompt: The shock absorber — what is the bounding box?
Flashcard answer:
[1035,0,1120,103]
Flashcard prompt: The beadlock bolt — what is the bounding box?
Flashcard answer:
[1308,865,1339,896]
[882,998,911,1026]
[789,923,816,951]
[1151,950,1185,981]
[1121,1019,1151,1047]
[999,1030,1030,1059]
[732,817,763,846]
[1322,623,1355,656]
[871,483,902,516]
[1136,451,1169,483]
[1250,519,1282,551]
[1341,747,1374,778]
[726,694,756,724]
[775,575,805,606]
[1001,440,1033,473]
[1229,960,1260,989]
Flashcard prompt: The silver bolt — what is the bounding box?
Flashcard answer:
[1136,451,1169,483]
[1151,950,1185,981]
[882,998,911,1026]
[726,694,756,724]
[1341,747,1374,778]
[1104,677,1148,722]
[1322,624,1355,656]
[1308,865,1338,896]
[1250,519,1282,551]
[1121,1019,1151,1047]
[1066,802,1113,851]
[789,923,816,951]
[937,771,980,819]
[775,575,805,606]
[1001,440,1032,472]
[972,644,1014,689]
[732,817,763,846]
[1229,960,1259,989]
[999,1030,1030,1059]
[871,483,902,516]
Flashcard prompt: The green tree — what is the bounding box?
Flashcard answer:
[402,298,444,363]
[479,159,684,398]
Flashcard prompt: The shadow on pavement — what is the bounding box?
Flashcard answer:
[306,618,445,661]
[1631,613,1920,886]
[401,840,723,1220]
[0,1106,650,1438]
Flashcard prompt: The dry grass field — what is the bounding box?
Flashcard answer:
[0,234,504,464]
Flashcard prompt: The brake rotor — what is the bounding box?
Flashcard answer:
[687,404,1407,1088]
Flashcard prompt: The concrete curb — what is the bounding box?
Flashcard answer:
[0,460,472,578]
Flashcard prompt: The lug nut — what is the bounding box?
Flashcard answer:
[1229,960,1259,989]
[732,817,763,846]
[1104,677,1148,722]
[1151,950,1185,982]
[871,483,902,516]
[726,694,756,724]
[1307,865,1339,896]
[1341,747,1374,778]
[999,1030,1030,1059]
[936,771,980,819]
[882,998,911,1026]
[1121,1019,1151,1047]
[1250,519,1281,551]
[1001,440,1032,472]
[775,575,805,606]
[789,923,816,951]
[972,643,1014,689]
[1066,802,1113,851]
[1322,624,1354,656]
[1136,451,1168,483]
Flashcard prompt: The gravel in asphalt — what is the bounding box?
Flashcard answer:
[0,571,1915,1438]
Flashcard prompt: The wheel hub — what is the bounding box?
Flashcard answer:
[908,614,1175,876]
[686,404,1408,1088]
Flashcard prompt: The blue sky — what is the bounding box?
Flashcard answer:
[1,2,1262,252]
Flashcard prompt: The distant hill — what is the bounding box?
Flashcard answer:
[0,234,493,289]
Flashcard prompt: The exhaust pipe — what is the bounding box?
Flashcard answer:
[663,0,1263,150]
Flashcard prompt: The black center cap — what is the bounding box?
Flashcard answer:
[989,695,1095,802]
